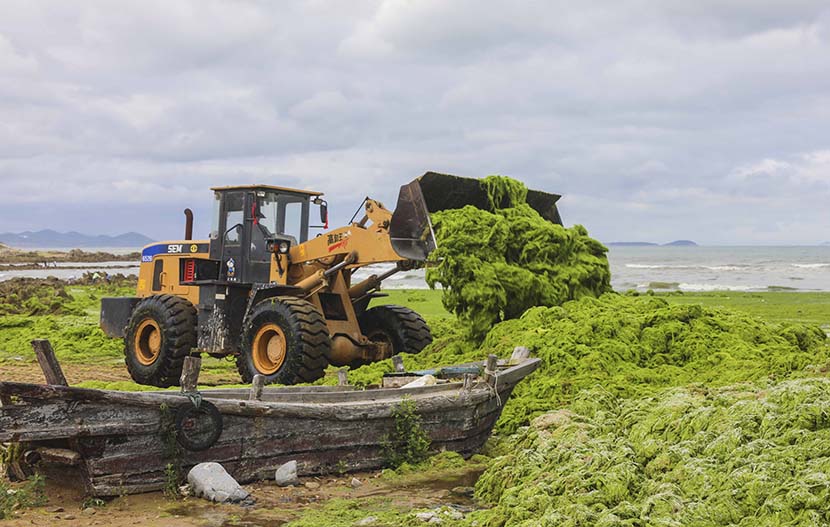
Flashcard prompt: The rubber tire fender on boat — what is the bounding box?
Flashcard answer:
[124,295,197,388]
[358,304,432,358]
[175,401,223,452]
[236,296,332,385]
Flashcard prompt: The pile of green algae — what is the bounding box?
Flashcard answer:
[470,378,830,526]
[425,175,611,340]
[346,293,827,435]
[333,174,830,525]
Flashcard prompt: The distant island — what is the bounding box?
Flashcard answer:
[0,229,152,249]
[607,240,699,247]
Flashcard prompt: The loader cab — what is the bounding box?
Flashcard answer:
[208,184,325,284]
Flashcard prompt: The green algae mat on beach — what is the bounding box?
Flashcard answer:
[425,175,611,340]
[345,293,828,435]
[471,377,830,526]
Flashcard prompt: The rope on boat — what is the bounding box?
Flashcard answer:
[484,364,502,407]
[185,391,202,409]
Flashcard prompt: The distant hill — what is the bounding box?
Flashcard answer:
[607,240,699,247]
[607,242,659,247]
[0,230,152,248]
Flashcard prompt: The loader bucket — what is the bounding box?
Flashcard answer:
[389,178,437,261]
[389,171,563,261]
[416,171,563,224]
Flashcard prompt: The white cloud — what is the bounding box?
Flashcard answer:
[1,0,830,243]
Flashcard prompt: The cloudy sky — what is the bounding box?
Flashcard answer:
[1,1,828,245]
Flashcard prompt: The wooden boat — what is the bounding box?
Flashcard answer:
[0,341,539,496]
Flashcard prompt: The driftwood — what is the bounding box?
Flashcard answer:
[337,369,349,386]
[0,354,540,497]
[179,356,201,392]
[249,375,265,401]
[32,339,68,386]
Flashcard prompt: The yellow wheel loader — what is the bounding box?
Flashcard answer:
[100,172,562,387]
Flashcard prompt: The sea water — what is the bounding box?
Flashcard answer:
[2,246,829,292]
[351,246,830,292]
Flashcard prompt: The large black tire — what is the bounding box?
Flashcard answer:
[124,295,197,387]
[359,305,432,357]
[237,296,331,385]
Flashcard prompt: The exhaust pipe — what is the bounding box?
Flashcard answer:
[184,208,193,240]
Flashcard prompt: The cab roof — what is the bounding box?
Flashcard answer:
[210,184,323,196]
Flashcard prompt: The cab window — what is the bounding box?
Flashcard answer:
[223,192,244,245]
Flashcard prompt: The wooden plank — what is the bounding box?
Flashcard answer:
[492,357,541,386]
[510,346,531,363]
[179,356,201,392]
[0,421,159,442]
[249,375,265,401]
[36,447,81,466]
[484,354,498,386]
[1,380,477,412]
[31,339,68,386]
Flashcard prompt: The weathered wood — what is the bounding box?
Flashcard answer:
[392,355,405,372]
[179,356,201,392]
[510,346,531,363]
[337,369,349,386]
[34,447,81,466]
[249,374,265,401]
[484,354,498,385]
[0,355,539,497]
[32,339,67,386]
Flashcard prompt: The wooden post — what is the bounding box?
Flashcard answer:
[462,373,475,391]
[31,339,68,386]
[484,354,498,386]
[337,369,349,386]
[179,356,201,393]
[391,355,405,373]
[249,374,265,401]
[510,346,531,363]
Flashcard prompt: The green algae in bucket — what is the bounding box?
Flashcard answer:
[425,175,612,340]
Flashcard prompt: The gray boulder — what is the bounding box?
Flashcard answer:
[275,460,300,487]
[187,462,254,505]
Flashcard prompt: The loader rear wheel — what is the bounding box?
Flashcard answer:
[124,295,197,387]
[359,305,432,357]
[237,297,331,385]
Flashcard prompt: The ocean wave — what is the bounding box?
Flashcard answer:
[626,264,747,271]
[676,283,754,292]
[791,263,830,269]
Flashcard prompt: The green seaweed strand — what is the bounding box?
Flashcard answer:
[481,175,528,210]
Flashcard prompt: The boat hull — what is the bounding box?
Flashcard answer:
[1,359,539,496]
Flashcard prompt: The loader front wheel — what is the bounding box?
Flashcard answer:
[237,297,331,385]
[359,305,432,358]
[124,295,197,387]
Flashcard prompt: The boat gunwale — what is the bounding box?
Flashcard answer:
[0,358,540,424]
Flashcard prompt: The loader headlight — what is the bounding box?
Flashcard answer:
[267,238,292,254]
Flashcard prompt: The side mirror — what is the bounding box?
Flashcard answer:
[319,202,328,225]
